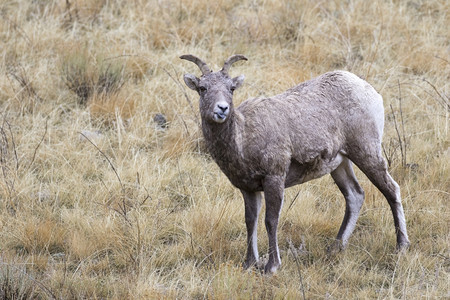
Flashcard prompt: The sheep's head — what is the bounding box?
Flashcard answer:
[181,54,247,124]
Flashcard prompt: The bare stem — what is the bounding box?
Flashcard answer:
[398,80,407,167]
[163,66,200,126]
[79,131,124,191]
[288,239,306,300]
[28,119,48,170]
[390,104,405,168]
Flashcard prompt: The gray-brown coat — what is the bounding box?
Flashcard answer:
[181,54,410,273]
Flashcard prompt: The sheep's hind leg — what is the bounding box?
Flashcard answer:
[329,158,365,253]
[241,190,262,269]
[352,151,410,249]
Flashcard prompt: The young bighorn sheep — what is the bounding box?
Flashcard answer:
[180,54,410,273]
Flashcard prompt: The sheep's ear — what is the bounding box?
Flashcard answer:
[183,74,200,91]
[232,75,245,90]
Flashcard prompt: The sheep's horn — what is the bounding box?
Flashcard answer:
[180,54,211,75]
[221,54,248,74]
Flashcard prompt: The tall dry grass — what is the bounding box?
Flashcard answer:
[0,0,448,298]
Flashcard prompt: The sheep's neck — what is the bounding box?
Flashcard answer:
[202,112,245,177]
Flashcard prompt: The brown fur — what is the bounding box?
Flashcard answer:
[181,55,410,273]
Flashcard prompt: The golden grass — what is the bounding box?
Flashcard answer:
[0,0,448,298]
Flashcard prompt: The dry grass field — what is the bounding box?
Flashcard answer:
[0,0,448,298]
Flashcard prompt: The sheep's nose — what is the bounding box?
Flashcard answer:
[213,102,230,123]
[217,103,229,112]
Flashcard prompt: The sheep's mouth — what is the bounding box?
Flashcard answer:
[213,112,227,123]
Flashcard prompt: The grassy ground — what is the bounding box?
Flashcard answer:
[0,0,448,298]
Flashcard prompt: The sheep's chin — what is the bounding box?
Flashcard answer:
[213,113,227,123]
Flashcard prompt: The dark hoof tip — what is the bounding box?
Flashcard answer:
[327,240,345,256]
[396,241,410,253]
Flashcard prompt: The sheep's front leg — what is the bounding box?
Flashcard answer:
[241,190,262,269]
[263,175,284,273]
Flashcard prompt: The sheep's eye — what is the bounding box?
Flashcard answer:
[230,86,236,93]
[199,86,207,93]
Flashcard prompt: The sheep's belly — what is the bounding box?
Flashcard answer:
[285,152,345,188]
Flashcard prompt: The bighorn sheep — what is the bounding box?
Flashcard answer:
[180,54,410,273]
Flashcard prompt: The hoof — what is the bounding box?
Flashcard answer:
[327,240,345,256]
[243,259,264,271]
[264,262,280,274]
[243,260,256,270]
[396,241,410,253]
